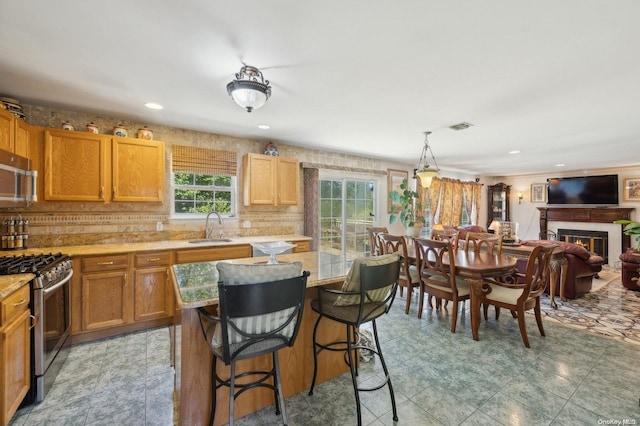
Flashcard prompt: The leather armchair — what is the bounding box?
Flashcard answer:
[521,240,605,299]
[619,248,640,291]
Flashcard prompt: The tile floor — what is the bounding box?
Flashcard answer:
[10,276,640,426]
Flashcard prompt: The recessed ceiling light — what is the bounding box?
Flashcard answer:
[556,163,566,167]
[509,150,521,154]
[258,124,270,130]
[144,102,163,110]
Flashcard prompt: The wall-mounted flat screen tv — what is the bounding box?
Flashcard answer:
[546,174,619,206]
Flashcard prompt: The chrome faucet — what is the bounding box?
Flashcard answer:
[205,210,223,240]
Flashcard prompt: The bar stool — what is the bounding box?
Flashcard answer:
[197,262,309,426]
[308,253,401,425]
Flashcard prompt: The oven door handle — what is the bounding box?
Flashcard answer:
[42,269,74,295]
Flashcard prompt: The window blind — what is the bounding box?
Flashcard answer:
[172,145,237,176]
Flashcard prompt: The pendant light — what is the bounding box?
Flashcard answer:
[226,65,272,113]
[415,131,440,187]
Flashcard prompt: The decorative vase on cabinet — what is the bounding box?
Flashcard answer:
[487,183,511,229]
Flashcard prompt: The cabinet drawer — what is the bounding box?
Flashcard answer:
[1,285,30,326]
[134,251,171,268]
[175,245,252,264]
[82,254,129,272]
[292,241,310,253]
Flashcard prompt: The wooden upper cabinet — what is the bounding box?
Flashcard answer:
[243,153,299,206]
[43,129,165,202]
[112,138,165,202]
[13,118,29,158]
[44,130,107,201]
[0,109,14,153]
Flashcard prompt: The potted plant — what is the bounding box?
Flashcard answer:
[389,178,425,235]
[614,219,640,250]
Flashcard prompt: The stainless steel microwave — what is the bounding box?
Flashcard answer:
[0,149,37,207]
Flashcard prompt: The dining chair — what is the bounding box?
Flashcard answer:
[377,233,420,314]
[431,228,461,250]
[480,244,557,347]
[196,262,309,426]
[308,253,401,426]
[366,226,388,256]
[463,232,503,256]
[414,237,470,332]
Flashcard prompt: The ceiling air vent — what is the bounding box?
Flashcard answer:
[449,122,473,131]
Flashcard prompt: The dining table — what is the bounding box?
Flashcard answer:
[442,250,518,341]
[408,242,519,341]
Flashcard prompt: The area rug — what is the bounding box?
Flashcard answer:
[538,271,640,346]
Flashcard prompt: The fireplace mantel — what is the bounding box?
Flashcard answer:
[537,207,634,252]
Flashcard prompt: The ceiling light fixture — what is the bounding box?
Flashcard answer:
[226,65,271,113]
[415,131,440,188]
[258,124,271,130]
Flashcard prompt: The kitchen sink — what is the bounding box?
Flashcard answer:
[188,238,233,244]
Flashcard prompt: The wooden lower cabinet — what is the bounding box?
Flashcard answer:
[81,270,128,330]
[133,252,173,322]
[175,245,252,264]
[72,251,175,343]
[0,285,31,426]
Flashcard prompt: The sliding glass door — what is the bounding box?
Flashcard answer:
[319,177,376,269]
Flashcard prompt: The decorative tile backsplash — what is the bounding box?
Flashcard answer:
[0,104,382,248]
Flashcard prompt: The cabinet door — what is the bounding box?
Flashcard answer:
[81,271,128,330]
[243,153,276,205]
[13,118,29,158]
[133,266,173,322]
[44,130,108,201]
[112,138,165,202]
[0,309,30,426]
[276,157,300,205]
[0,109,13,153]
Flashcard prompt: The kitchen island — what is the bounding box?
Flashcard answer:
[171,251,351,426]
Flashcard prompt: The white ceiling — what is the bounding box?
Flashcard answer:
[1,0,639,176]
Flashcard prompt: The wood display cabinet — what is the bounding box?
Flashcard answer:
[0,108,29,158]
[487,182,511,229]
[0,284,30,426]
[242,153,299,206]
[44,129,165,202]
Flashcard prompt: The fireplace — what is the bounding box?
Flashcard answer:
[558,229,608,263]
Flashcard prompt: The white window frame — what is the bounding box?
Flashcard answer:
[170,172,238,220]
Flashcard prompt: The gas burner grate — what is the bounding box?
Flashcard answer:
[0,253,67,275]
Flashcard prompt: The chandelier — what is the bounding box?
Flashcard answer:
[226,65,271,113]
[415,131,440,188]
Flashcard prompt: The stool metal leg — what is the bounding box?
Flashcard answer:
[273,352,288,424]
[372,320,398,421]
[346,323,363,426]
[229,361,236,426]
[308,314,323,395]
[209,356,217,426]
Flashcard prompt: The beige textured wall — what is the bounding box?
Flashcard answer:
[0,104,385,248]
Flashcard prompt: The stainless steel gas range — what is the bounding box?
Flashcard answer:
[0,253,73,404]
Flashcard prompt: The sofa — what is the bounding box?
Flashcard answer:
[619,248,640,291]
[521,240,605,299]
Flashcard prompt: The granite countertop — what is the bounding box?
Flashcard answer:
[0,273,35,300]
[0,235,312,257]
[171,251,349,309]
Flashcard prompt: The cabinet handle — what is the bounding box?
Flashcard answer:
[123,273,127,287]
[147,257,161,262]
[11,298,27,307]
[100,186,104,199]
[113,186,117,196]
[97,261,114,266]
